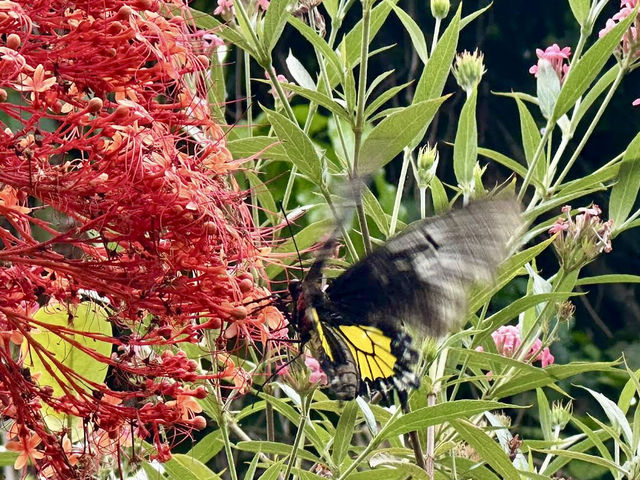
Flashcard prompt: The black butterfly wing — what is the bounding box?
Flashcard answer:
[325,198,522,337]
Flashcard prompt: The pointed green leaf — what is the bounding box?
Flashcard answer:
[414,5,461,102]
[460,3,493,29]
[453,87,478,188]
[610,131,640,229]
[450,419,521,479]
[262,0,294,54]
[332,400,358,465]
[228,136,289,162]
[264,108,323,184]
[287,16,343,82]
[516,97,546,189]
[576,274,640,286]
[362,185,390,236]
[365,81,413,119]
[279,82,350,119]
[536,388,553,441]
[358,97,449,175]
[478,147,528,178]
[245,171,278,226]
[574,64,620,126]
[165,455,223,480]
[387,1,428,64]
[28,301,112,394]
[492,361,618,398]
[568,0,590,26]
[553,5,639,120]
[381,400,515,439]
[286,51,316,89]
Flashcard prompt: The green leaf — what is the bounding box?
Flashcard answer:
[469,238,554,312]
[381,400,515,439]
[536,449,625,474]
[492,361,618,398]
[185,7,257,56]
[474,293,575,347]
[243,453,262,480]
[573,64,620,126]
[286,50,316,89]
[26,302,112,433]
[287,17,342,82]
[478,147,528,179]
[557,163,619,195]
[453,87,478,188]
[610,131,640,229]
[450,419,521,479]
[568,0,590,26]
[0,451,18,467]
[362,185,390,237]
[358,97,449,175]
[187,430,224,464]
[581,386,633,444]
[339,0,399,71]
[364,81,413,119]
[279,82,350,119]
[236,441,323,464]
[245,171,278,226]
[460,3,493,30]
[228,136,289,162]
[207,49,227,125]
[165,455,223,480]
[265,218,334,278]
[536,388,553,442]
[576,274,640,286]
[536,59,562,120]
[332,400,358,465]
[553,6,638,120]
[387,1,428,64]
[259,462,285,480]
[264,108,323,184]
[414,5,460,102]
[262,0,293,54]
[516,97,546,189]
[429,176,449,214]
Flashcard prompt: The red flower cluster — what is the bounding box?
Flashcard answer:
[0,1,283,478]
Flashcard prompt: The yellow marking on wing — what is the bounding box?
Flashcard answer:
[338,325,397,381]
[310,308,334,362]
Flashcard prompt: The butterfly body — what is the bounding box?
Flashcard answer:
[289,197,522,401]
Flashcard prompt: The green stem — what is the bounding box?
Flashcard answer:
[322,186,359,260]
[335,408,403,480]
[517,122,553,202]
[283,394,313,480]
[390,149,411,235]
[350,0,373,253]
[420,187,427,219]
[550,60,629,192]
[431,17,441,53]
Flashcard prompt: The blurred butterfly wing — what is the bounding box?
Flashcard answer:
[325,198,522,337]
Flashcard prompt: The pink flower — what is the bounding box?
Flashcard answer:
[214,0,234,16]
[529,44,571,82]
[305,356,327,385]
[490,325,554,367]
[257,0,270,10]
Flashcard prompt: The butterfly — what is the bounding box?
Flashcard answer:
[288,197,522,401]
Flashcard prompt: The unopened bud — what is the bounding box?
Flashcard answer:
[551,401,573,431]
[453,49,486,94]
[430,0,450,19]
[415,144,439,188]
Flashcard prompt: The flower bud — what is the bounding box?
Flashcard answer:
[430,0,450,19]
[551,400,573,431]
[415,144,439,188]
[453,50,486,94]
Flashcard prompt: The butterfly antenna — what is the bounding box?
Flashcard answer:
[279,202,304,274]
